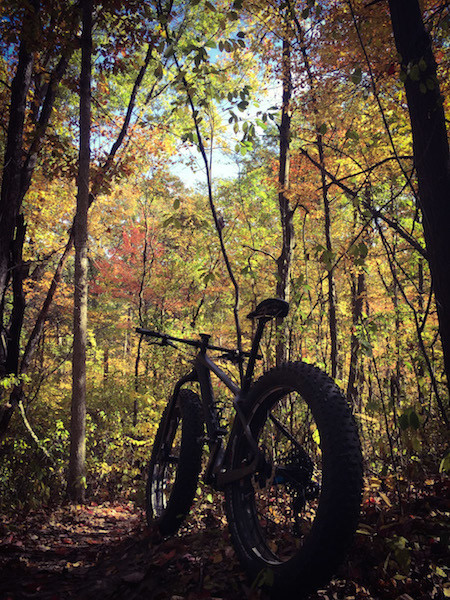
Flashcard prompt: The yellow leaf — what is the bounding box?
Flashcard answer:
[369,477,381,490]
[379,492,392,507]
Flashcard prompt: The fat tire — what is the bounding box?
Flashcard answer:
[225,362,363,598]
[146,388,204,536]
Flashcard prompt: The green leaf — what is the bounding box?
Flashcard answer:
[318,122,327,135]
[358,242,368,258]
[399,412,410,430]
[173,198,180,210]
[163,44,174,58]
[312,428,321,445]
[409,410,420,430]
[439,451,450,473]
[346,129,359,141]
[252,568,274,590]
[409,63,420,81]
[351,67,362,84]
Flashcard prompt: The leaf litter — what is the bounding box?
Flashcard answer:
[0,475,448,600]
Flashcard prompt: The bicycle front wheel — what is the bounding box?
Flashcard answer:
[225,362,363,597]
[147,388,204,536]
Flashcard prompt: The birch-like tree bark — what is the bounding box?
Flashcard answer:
[67,0,93,502]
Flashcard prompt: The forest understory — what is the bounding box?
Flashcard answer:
[0,473,449,600]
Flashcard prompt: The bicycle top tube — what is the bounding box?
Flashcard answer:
[136,327,257,360]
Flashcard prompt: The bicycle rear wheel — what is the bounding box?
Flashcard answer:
[147,388,204,536]
[225,362,363,597]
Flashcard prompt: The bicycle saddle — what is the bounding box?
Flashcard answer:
[247,298,289,320]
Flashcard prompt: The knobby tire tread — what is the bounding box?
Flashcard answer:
[225,361,363,598]
[147,388,204,537]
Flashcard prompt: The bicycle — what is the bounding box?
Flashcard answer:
[137,298,363,598]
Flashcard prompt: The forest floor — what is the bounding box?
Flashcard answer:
[0,475,449,600]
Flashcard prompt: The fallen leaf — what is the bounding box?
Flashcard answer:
[122,571,146,583]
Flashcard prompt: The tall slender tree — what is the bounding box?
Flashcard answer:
[276,34,294,365]
[67,0,93,502]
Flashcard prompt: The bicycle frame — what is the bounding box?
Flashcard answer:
[138,316,272,490]
[137,299,289,490]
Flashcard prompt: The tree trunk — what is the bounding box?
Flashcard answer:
[0,1,38,376]
[319,138,338,379]
[276,37,294,365]
[388,0,450,402]
[347,270,365,404]
[67,0,92,503]
[290,10,338,377]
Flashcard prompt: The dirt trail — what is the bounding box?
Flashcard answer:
[0,502,247,600]
[0,482,449,600]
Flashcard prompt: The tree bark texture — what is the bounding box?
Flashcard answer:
[67,0,92,503]
[388,0,450,401]
[347,270,365,405]
[318,137,338,379]
[276,38,294,365]
[0,3,74,437]
[0,1,38,375]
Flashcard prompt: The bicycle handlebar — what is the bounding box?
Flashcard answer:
[136,327,256,359]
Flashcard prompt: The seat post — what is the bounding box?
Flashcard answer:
[242,317,269,395]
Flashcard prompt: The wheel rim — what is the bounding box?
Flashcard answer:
[237,387,322,565]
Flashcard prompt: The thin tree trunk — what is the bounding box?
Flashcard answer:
[416,258,425,406]
[347,270,365,404]
[288,7,338,377]
[276,37,294,365]
[318,138,338,378]
[388,0,450,403]
[67,0,92,503]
